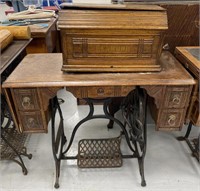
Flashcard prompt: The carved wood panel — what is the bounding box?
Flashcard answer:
[66,86,135,98]
[72,37,155,58]
[163,86,191,108]
[38,87,61,110]
[12,88,40,111]
[142,85,165,108]
[19,111,44,132]
[157,108,186,130]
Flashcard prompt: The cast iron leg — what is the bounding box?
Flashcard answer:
[50,97,65,188]
[138,157,146,186]
[50,87,147,188]
[107,97,122,129]
[177,121,193,141]
[121,87,147,186]
[184,121,193,138]
[1,95,32,175]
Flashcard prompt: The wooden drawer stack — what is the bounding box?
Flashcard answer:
[148,85,192,131]
[11,88,49,133]
[157,86,192,130]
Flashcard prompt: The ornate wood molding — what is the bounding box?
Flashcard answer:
[66,86,135,99]
[38,87,62,110]
[142,85,166,108]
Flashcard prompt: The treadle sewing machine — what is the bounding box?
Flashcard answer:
[1,39,32,174]
[2,3,196,189]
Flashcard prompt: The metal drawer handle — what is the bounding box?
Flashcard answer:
[22,96,31,108]
[27,117,36,128]
[97,88,104,95]
[172,95,181,105]
[168,115,176,126]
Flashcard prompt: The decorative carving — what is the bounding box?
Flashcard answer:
[72,37,154,58]
[67,86,136,98]
[167,114,176,126]
[171,94,181,105]
[39,87,61,110]
[27,117,38,129]
[22,96,31,109]
[13,89,40,110]
[142,86,165,108]
[97,88,104,95]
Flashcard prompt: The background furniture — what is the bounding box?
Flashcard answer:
[112,0,199,53]
[175,46,200,161]
[1,39,32,173]
[26,17,59,53]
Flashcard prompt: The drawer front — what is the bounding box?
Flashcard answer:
[88,86,114,97]
[164,86,190,108]
[67,86,135,98]
[12,89,40,111]
[19,111,46,133]
[158,109,185,130]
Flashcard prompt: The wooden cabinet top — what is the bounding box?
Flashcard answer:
[58,4,167,30]
[0,40,31,75]
[29,17,57,38]
[2,51,195,89]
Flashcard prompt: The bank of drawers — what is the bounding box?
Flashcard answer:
[156,86,192,130]
[11,88,48,133]
[11,85,192,132]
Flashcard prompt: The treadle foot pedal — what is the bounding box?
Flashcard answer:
[78,135,122,168]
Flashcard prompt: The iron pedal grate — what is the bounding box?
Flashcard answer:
[1,128,28,160]
[78,136,122,168]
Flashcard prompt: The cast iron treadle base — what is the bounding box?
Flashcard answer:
[185,137,200,161]
[1,95,32,175]
[0,128,32,175]
[50,87,147,188]
[78,136,122,168]
[177,121,199,162]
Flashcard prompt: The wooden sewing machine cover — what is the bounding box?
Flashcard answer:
[58,3,168,72]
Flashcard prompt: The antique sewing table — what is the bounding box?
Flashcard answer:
[175,46,200,161]
[2,51,195,188]
[1,39,32,174]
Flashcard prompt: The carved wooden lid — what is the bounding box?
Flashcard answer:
[58,4,168,30]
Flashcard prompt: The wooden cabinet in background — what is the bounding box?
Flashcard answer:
[26,18,59,53]
[112,1,199,53]
[175,46,200,126]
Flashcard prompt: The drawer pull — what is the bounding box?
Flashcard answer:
[185,62,189,69]
[22,96,31,109]
[172,95,181,105]
[97,88,104,95]
[27,117,36,128]
[168,115,176,126]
